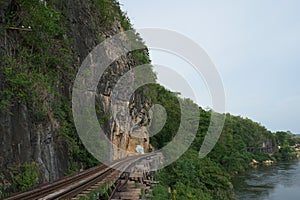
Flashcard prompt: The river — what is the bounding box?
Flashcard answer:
[232,160,300,200]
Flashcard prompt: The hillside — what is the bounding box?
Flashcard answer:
[0,0,298,199]
[0,0,154,196]
[150,84,298,199]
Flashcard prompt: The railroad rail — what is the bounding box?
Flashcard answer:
[2,153,160,200]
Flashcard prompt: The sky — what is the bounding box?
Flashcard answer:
[118,0,300,134]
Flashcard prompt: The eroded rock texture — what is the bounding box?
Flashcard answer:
[0,0,152,191]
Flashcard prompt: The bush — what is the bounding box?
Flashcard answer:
[10,162,39,191]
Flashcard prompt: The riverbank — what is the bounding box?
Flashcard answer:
[232,160,300,200]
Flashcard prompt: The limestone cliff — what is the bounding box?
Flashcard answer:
[0,0,153,193]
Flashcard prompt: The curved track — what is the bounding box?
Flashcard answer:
[2,154,155,200]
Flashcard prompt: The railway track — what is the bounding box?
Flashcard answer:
[2,154,156,200]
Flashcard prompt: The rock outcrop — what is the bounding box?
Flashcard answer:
[0,0,153,192]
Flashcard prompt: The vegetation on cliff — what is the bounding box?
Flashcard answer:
[0,0,147,196]
[1,0,299,199]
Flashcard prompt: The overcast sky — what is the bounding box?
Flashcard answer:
[119,0,300,134]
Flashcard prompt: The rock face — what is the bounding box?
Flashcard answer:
[109,91,152,160]
[95,49,152,160]
[0,103,68,183]
[0,0,152,190]
[1,0,69,182]
[64,0,153,160]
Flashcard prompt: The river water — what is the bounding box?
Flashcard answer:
[232,160,300,200]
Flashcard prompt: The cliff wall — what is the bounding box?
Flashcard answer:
[0,0,153,193]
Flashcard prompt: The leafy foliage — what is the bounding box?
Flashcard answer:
[1,0,153,193]
[2,0,299,199]
[273,131,298,160]
[1,0,98,185]
[150,85,299,199]
[10,162,39,191]
[77,182,115,200]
